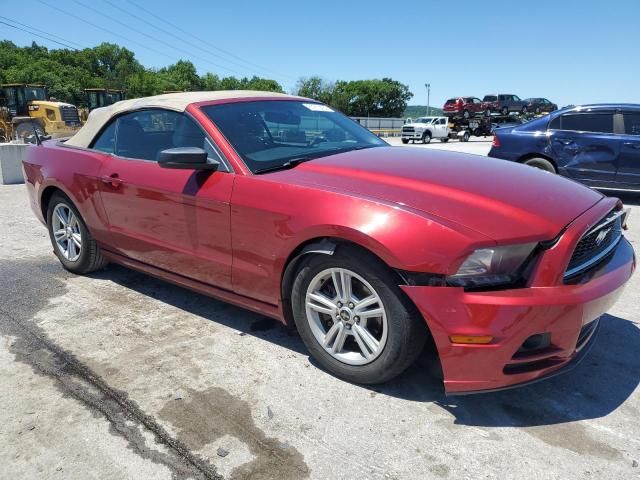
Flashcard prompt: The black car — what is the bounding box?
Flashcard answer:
[524,98,558,115]
[488,104,640,191]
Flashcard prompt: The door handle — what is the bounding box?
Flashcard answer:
[623,142,640,149]
[100,173,122,189]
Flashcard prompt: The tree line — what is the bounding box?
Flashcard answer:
[0,40,413,117]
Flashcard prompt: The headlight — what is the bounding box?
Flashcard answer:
[447,243,538,288]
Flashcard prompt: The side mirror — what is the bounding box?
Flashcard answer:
[158,147,218,170]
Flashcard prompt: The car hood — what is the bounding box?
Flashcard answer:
[271,146,603,242]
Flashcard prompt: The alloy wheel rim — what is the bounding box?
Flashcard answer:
[52,203,82,261]
[305,267,388,365]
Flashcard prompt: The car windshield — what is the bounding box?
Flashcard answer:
[202,100,387,173]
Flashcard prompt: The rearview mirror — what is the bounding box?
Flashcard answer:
[158,147,218,170]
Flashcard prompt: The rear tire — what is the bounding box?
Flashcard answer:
[463,110,470,120]
[501,106,509,116]
[291,246,427,384]
[462,131,470,142]
[46,192,108,274]
[524,157,556,173]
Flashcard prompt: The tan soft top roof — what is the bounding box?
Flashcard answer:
[66,90,298,148]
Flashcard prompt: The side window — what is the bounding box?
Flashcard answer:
[559,113,614,134]
[114,109,204,161]
[91,120,117,153]
[549,116,561,130]
[623,113,640,135]
[513,95,521,101]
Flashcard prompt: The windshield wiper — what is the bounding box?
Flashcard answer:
[253,157,313,174]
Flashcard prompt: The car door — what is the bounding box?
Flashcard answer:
[548,110,620,186]
[432,118,447,137]
[95,108,234,289]
[616,110,640,188]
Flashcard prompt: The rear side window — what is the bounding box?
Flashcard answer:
[623,112,640,135]
[445,98,457,104]
[91,120,117,153]
[553,113,614,134]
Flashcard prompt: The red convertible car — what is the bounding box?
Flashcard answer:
[23,91,635,394]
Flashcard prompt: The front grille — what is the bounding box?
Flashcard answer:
[565,209,624,279]
[402,126,415,133]
[60,105,80,125]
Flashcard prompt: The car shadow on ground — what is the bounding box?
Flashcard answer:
[94,266,639,428]
[90,265,308,355]
[377,313,640,427]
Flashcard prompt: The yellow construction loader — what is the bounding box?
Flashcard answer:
[0,84,82,143]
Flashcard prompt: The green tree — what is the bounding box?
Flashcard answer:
[295,76,334,104]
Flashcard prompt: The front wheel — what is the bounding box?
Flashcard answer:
[47,192,108,274]
[291,247,427,384]
[401,138,409,144]
[462,131,470,142]
[422,131,432,144]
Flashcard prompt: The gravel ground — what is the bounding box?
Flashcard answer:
[1,150,639,479]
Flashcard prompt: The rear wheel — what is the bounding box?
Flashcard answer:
[422,131,432,144]
[47,193,108,274]
[524,157,556,173]
[291,247,427,384]
[535,106,541,114]
[440,137,449,143]
[462,131,470,142]
[484,108,491,118]
[463,109,470,120]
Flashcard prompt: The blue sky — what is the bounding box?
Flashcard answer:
[2,0,639,108]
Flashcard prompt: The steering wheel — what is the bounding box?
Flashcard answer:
[309,135,327,147]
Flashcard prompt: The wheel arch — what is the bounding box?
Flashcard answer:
[279,236,407,329]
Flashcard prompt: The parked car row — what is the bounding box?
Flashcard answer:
[443,94,557,119]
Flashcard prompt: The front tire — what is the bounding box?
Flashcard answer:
[401,138,409,144]
[421,131,432,144]
[524,157,556,173]
[47,192,108,274]
[291,247,427,384]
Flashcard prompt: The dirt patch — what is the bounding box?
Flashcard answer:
[0,257,221,479]
[524,423,622,460]
[159,387,310,480]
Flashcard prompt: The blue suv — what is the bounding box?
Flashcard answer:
[488,104,640,191]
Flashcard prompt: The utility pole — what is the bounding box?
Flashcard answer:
[425,83,431,116]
